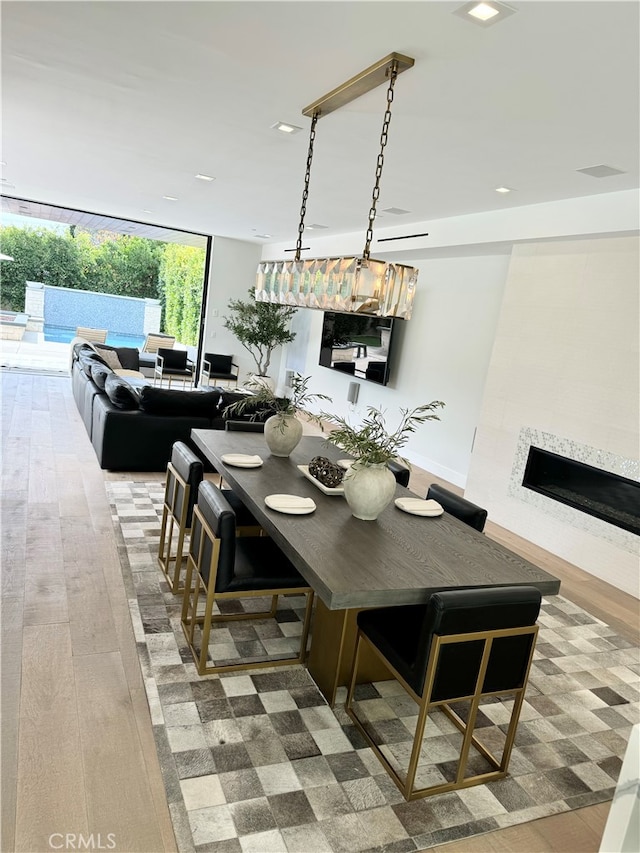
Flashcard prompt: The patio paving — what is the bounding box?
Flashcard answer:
[0,336,71,374]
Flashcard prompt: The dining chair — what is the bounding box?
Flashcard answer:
[426,483,488,532]
[158,442,204,593]
[159,443,262,594]
[388,459,410,487]
[200,353,239,388]
[181,481,314,675]
[224,419,266,434]
[346,585,541,801]
[154,347,194,388]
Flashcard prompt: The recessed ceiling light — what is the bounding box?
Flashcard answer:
[162,195,178,201]
[143,209,153,213]
[195,173,216,182]
[271,121,303,135]
[306,223,329,230]
[495,186,514,193]
[254,233,272,239]
[454,1,516,27]
[382,207,411,215]
[469,3,499,21]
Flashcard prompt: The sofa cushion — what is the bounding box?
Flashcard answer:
[104,374,140,410]
[95,344,140,371]
[79,350,109,378]
[73,341,98,362]
[90,361,114,391]
[138,386,221,417]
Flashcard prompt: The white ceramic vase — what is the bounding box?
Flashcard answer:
[342,461,396,521]
[264,414,303,457]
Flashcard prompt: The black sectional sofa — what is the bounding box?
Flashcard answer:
[71,343,273,471]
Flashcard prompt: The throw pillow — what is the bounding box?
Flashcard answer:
[95,347,123,371]
[104,374,140,410]
[138,386,221,417]
[90,361,114,391]
[95,343,140,372]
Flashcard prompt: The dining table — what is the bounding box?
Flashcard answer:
[191,429,561,704]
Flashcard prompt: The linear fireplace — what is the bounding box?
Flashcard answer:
[523,447,640,536]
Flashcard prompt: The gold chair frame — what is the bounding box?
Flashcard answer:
[157,461,193,594]
[181,504,314,675]
[346,622,539,801]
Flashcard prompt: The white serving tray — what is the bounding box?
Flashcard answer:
[297,465,345,495]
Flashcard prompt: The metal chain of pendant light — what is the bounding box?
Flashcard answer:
[257,53,418,319]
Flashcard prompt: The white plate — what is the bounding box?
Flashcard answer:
[297,465,345,495]
[220,453,263,468]
[265,494,316,515]
[395,497,444,517]
[336,459,354,470]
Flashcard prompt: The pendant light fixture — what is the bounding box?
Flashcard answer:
[255,52,418,320]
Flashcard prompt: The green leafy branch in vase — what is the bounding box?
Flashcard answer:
[224,373,332,432]
[321,401,445,465]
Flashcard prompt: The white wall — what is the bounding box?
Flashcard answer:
[263,189,640,261]
[280,254,509,486]
[465,236,640,597]
[201,236,282,384]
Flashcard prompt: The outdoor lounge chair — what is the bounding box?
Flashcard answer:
[76,326,108,343]
[142,332,176,354]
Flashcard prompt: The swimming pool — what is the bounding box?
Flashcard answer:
[44,325,146,349]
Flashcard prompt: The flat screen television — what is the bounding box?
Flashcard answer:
[318,312,398,386]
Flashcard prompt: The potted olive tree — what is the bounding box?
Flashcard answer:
[322,401,445,520]
[223,288,297,386]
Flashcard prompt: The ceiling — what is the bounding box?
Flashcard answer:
[2,2,638,248]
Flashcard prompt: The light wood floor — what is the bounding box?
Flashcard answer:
[2,371,637,853]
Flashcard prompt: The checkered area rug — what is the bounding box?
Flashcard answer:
[108,481,639,853]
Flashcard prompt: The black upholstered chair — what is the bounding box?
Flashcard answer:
[154,348,194,388]
[159,443,262,594]
[158,442,204,593]
[181,481,314,675]
[388,459,410,487]
[201,353,239,388]
[224,419,266,434]
[426,483,488,532]
[346,586,541,801]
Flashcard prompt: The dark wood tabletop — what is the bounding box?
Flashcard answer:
[192,430,561,609]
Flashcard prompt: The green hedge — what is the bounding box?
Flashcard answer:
[0,226,205,344]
